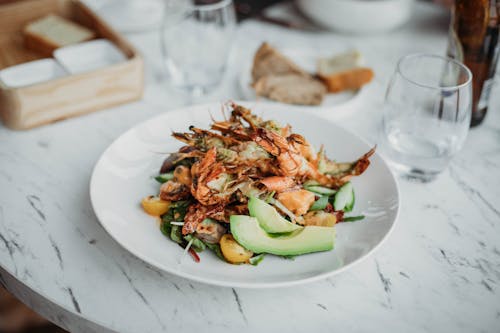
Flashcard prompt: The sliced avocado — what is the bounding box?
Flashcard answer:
[333,182,354,211]
[248,196,302,233]
[230,215,335,256]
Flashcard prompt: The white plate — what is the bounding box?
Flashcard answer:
[239,48,365,115]
[90,102,399,288]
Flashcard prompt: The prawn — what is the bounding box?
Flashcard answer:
[190,147,226,206]
[259,176,296,192]
[306,147,377,187]
[319,147,376,178]
[182,203,224,235]
[251,128,304,177]
[172,126,238,151]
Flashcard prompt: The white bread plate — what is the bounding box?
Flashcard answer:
[239,46,368,117]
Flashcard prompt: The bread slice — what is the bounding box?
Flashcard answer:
[253,74,327,106]
[251,42,327,105]
[317,50,374,92]
[24,15,96,56]
[251,42,309,83]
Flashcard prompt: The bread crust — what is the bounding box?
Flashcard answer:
[251,42,308,83]
[318,67,374,93]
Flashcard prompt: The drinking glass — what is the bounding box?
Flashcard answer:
[160,0,236,97]
[380,53,472,182]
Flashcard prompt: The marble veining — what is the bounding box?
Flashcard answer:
[0,1,499,332]
[232,288,248,324]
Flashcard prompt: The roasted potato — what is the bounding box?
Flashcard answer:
[220,234,253,264]
[141,196,170,216]
[302,211,337,227]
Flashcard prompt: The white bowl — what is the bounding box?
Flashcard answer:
[297,0,414,34]
[54,39,127,74]
[0,59,67,88]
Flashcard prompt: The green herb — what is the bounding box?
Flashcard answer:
[160,200,191,243]
[160,200,190,225]
[249,254,265,266]
[205,242,225,261]
[170,225,183,244]
[160,207,176,237]
[160,201,193,245]
[160,220,172,237]
[155,172,175,183]
[343,215,365,222]
[184,234,206,252]
[170,200,191,221]
[310,195,329,211]
[161,210,174,224]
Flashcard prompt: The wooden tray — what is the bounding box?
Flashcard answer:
[0,0,144,130]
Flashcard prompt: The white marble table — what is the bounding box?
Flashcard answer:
[1,2,500,332]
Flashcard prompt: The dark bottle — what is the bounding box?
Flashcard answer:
[447,0,500,127]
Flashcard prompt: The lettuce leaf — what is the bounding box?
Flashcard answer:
[184,234,206,252]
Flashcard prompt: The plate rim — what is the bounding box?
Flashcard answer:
[89,101,400,289]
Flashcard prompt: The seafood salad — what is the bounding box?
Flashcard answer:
[141,103,375,265]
